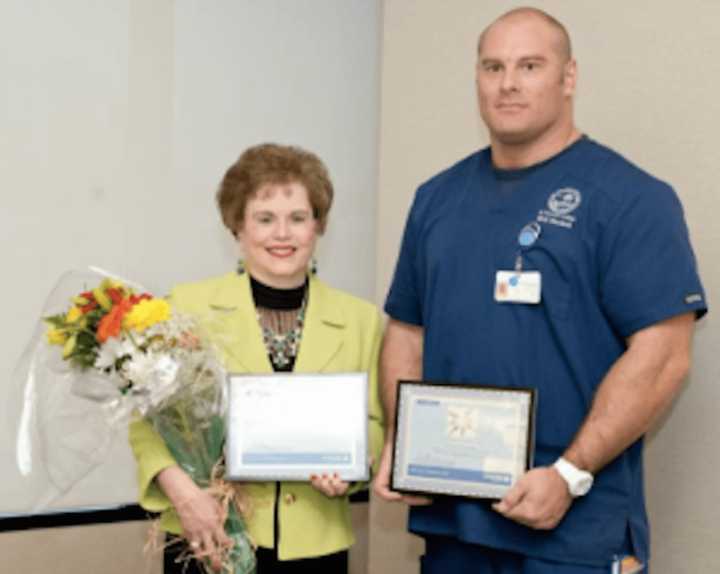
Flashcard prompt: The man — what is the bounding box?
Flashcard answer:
[374,7,706,573]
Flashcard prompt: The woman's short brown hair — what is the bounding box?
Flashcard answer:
[216,143,334,235]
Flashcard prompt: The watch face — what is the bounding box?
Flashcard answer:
[572,475,593,496]
[555,458,593,497]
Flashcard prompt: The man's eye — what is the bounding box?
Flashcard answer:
[522,62,538,71]
[257,215,273,224]
[485,64,501,73]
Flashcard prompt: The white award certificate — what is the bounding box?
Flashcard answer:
[225,372,368,481]
[391,381,536,499]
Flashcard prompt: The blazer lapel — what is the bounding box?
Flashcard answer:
[207,273,272,374]
[293,276,345,373]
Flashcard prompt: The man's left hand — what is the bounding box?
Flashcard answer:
[492,466,572,530]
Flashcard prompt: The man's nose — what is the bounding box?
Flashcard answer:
[500,69,519,93]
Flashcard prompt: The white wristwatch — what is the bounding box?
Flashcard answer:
[553,457,594,497]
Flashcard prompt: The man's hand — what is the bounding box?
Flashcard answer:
[372,439,432,505]
[492,466,571,530]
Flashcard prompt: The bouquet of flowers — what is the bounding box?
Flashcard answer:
[14,269,255,574]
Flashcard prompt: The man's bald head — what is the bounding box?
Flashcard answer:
[473,6,578,160]
[477,7,572,63]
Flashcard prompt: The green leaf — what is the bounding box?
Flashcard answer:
[43,314,67,328]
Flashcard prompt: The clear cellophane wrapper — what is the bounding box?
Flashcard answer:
[8,268,255,574]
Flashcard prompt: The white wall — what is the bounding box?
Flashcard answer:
[1,0,379,517]
[170,0,381,295]
[1,1,379,570]
[2,0,142,516]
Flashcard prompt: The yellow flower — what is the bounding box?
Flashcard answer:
[93,287,112,311]
[62,334,77,358]
[66,306,83,323]
[124,299,171,332]
[46,328,67,345]
[102,278,124,290]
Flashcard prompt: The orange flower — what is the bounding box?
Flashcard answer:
[106,287,126,305]
[77,291,98,313]
[80,300,98,313]
[96,299,133,343]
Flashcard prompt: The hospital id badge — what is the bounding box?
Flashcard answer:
[494,271,541,304]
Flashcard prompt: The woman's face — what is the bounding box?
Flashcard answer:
[236,181,319,288]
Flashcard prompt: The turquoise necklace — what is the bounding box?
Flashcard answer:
[258,297,306,369]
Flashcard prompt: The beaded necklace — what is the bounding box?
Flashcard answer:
[245,273,307,371]
[257,297,306,370]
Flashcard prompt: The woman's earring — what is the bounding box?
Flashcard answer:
[236,259,245,275]
[310,257,318,275]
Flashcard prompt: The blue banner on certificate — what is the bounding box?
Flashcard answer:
[391,381,536,499]
[225,373,368,481]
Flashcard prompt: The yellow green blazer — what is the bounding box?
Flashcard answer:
[128,272,384,561]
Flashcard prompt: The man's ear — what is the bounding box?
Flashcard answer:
[563,59,578,97]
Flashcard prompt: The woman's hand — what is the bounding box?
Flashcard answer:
[157,466,232,571]
[309,472,350,498]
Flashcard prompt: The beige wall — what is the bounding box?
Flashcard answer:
[372,1,720,573]
[0,521,162,574]
[0,507,369,574]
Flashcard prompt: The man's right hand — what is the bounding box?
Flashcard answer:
[372,439,433,505]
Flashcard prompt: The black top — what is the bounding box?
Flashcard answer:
[250,276,306,310]
[249,275,307,372]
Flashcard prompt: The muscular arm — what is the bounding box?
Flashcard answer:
[495,312,695,529]
[564,312,694,472]
[372,318,427,502]
[380,319,424,432]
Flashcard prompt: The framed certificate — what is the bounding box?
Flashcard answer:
[391,380,536,499]
[225,372,368,481]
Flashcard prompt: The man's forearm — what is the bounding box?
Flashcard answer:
[564,313,694,473]
[373,319,431,504]
[492,315,693,530]
[380,319,423,433]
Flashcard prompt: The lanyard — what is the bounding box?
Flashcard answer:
[514,221,542,273]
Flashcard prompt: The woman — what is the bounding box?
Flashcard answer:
[129,143,384,573]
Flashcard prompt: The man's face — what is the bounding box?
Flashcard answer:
[476,16,576,146]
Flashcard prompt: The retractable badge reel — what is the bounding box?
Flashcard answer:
[494,222,543,304]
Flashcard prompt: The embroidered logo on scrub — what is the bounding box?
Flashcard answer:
[537,187,582,229]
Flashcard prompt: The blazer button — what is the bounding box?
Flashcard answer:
[284,493,297,505]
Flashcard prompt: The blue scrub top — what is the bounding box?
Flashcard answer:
[384,137,707,566]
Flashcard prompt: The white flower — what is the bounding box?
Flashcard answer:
[130,330,148,348]
[94,337,135,370]
[124,352,179,402]
[124,352,156,386]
